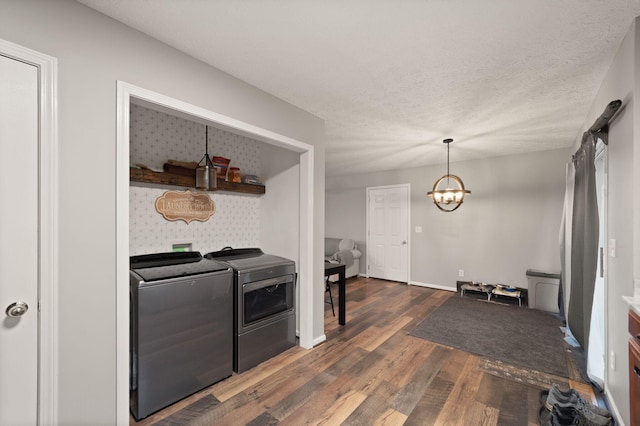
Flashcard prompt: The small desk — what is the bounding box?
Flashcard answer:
[324,263,346,325]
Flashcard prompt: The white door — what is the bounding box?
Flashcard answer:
[0,53,39,425]
[367,185,410,282]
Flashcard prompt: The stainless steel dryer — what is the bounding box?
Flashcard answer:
[129,251,233,420]
[205,248,296,373]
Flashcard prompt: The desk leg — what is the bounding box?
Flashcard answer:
[338,271,346,325]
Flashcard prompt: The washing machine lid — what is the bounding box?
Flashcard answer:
[205,247,264,260]
[130,251,229,282]
[525,269,561,279]
[204,248,294,272]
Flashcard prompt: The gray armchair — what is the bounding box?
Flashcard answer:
[325,237,361,279]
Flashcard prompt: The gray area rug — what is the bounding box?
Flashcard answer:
[410,296,569,378]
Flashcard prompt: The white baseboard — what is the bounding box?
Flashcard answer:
[603,383,624,426]
[297,331,326,348]
[363,276,456,293]
[312,334,327,347]
[409,281,457,292]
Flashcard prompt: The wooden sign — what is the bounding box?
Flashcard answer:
[155,190,215,224]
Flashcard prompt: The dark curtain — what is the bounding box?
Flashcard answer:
[567,132,599,351]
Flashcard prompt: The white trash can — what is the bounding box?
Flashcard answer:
[526,269,561,313]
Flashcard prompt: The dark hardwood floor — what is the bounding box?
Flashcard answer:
[132,277,594,426]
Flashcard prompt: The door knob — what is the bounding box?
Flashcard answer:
[401,241,407,245]
[5,301,28,317]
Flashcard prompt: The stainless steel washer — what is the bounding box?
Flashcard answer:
[129,251,233,420]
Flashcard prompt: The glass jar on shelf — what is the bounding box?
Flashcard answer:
[228,167,241,183]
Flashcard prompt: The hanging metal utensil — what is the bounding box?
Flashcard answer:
[195,125,217,190]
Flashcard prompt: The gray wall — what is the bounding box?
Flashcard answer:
[261,144,301,263]
[260,144,302,334]
[326,148,570,289]
[574,17,637,425]
[0,1,324,424]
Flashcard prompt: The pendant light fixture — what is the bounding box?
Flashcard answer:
[195,125,217,191]
[427,138,470,212]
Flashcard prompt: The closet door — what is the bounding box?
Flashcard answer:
[0,53,39,425]
[367,185,410,283]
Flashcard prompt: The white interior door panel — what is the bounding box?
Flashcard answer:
[0,53,39,425]
[367,185,409,282]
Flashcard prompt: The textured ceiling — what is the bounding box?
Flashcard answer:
[78,0,640,176]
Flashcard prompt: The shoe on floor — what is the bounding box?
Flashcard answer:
[545,384,611,419]
[554,405,613,426]
[538,404,613,426]
[538,405,585,426]
[538,405,551,425]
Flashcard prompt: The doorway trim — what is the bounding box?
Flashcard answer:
[116,81,315,423]
[591,139,608,389]
[365,184,411,283]
[0,39,59,425]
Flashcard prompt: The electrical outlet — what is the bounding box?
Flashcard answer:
[610,350,616,371]
[458,269,464,277]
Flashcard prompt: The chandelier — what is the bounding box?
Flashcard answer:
[427,138,470,212]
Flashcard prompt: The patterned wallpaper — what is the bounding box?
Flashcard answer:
[129,104,261,255]
[130,103,260,174]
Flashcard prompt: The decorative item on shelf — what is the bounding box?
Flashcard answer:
[155,190,216,224]
[427,138,471,212]
[228,167,241,183]
[134,163,163,173]
[195,126,217,191]
[164,159,198,177]
[241,174,264,185]
[212,156,230,179]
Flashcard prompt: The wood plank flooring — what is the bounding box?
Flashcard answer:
[131,277,594,426]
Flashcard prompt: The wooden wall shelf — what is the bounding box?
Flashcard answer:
[130,168,266,195]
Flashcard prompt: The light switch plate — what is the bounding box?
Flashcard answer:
[415,226,422,233]
[608,239,616,257]
[610,350,616,371]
